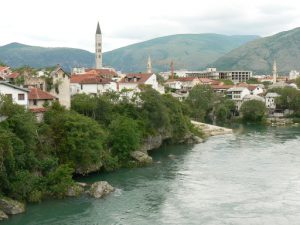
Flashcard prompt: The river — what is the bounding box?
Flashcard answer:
[2,125,300,225]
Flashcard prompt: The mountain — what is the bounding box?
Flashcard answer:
[0,42,94,71]
[0,34,259,72]
[212,27,300,74]
[103,34,259,72]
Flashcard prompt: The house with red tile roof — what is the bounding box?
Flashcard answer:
[0,66,12,80]
[28,87,57,108]
[118,73,158,91]
[70,74,117,95]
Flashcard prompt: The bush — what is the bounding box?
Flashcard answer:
[240,100,266,123]
[108,116,142,161]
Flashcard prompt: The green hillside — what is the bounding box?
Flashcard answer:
[0,34,258,72]
[103,34,259,72]
[212,27,300,74]
[0,42,94,71]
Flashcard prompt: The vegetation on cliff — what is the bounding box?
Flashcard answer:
[0,87,197,203]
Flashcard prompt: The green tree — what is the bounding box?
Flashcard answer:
[43,106,107,174]
[185,85,214,121]
[108,116,142,161]
[295,77,300,89]
[240,100,266,122]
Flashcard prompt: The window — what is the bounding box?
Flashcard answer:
[18,93,25,100]
[33,99,37,106]
[5,94,12,100]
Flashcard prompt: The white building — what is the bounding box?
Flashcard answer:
[0,81,29,107]
[118,73,159,91]
[227,87,251,110]
[165,80,182,90]
[49,66,71,109]
[70,75,117,95]
[265,92,280,110]
[289,70,300,80]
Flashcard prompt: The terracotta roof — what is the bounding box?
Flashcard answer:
[198,78,214,83]
[176,77,198,82]
[119,73,152,84]
[29,88,56,100]
[7,72,21,79]
[237,83,258,91]
[0,66,9,72]
[85,68,118,77]
[71,74,111,84]
[211,80,221,85]
[71,74,97,83]
[211,85,233,90]
[29,107,48,113]
[79,77,111,84]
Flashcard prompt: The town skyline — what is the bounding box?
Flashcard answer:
[1,0,300,52]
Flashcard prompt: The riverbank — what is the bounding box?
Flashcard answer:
[191,120,233,137]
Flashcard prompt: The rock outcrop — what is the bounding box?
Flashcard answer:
[0,197,25,215]
[130,151,153,164]
[88,181,115,198]
[75,162,103,175]
[0,210,8,220]
[191,120,232,137]
[66,184,84,197]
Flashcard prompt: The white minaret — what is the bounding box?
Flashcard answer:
[147,56,152,73]
[95,22,102,69]
[272,60,277,84]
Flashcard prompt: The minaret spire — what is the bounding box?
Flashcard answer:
[272,60,277,84]
[95,22,102,69]
[96,22,101,34]
[147,56,152,73]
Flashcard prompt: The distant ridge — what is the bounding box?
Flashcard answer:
[212,27,300,74]
[0,42,94,71]
[0,33,259,72]
[103,34,259,72]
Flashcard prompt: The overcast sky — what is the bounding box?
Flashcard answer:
[1,0,300,52]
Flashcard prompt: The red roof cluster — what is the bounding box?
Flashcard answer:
[119,73,152,84]
[71,74,111,84]
[7,72,21,79]
[29,87,56,100]
[0,66,9,72]
[211,85,234,90]
[85,68,117,77]
[176,77,198,82]
[29,107,48,113]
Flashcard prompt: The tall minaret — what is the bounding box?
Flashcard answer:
[147,56,152,73]
[272,60,277,84]
[95,22,102,69]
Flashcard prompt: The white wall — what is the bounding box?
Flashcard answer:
[0,83,28,107]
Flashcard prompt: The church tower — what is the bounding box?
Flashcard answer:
[147,56,152,73]
[272,60,277,84]
[95,22,102,69]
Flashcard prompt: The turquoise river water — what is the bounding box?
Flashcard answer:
[2,125,300,225]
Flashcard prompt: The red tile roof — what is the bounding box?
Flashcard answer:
[79,77,111,84]
[237,83,258,91]
[7,72,21,79]
[211,85,234,90]
[70,74,111,84]
[176,77,198,82]
[85,68,118,77]
[0,66,9,72]
[119,73,152,84]
[70,74,97,83]
[29,88,56,100]
[29,107,48,113]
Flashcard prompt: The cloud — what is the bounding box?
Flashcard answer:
[1,0,300,51]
